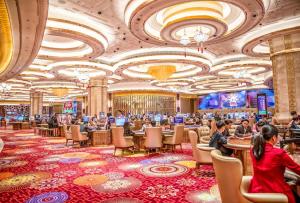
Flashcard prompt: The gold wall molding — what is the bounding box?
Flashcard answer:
[0,0,13,75]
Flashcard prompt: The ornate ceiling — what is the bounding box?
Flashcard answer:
[1,0,300,102]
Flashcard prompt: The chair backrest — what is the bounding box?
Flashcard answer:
[210,120,217,137]
[197,126,210,137]
[145,127,162,148]
[63,124,72,139]
[71,125,80,141]
[172,125,184,144]
[111,127,127,147]
[211,150,249,203]
[189,130,199,160]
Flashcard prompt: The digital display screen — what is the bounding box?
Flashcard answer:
[247,89,274,108]
[257,94,267,115]
[220,91,246,109]
[109,117,115,123]
[83,116,89,123]
[116,118,126,126]
[198,89,274,110]
[63,101,77,114]
[154,115,161,122]
[174,117,184,124]
[198,93,220,109]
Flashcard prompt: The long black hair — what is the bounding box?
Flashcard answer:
[252,124,278,160]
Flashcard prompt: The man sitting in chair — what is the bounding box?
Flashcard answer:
[209,121,233,156]
[235,119,253,139]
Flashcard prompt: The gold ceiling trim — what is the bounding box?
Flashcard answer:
[0,0,13,75]
[163,7,224,25]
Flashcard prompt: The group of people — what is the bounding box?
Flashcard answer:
[208,112,300,203]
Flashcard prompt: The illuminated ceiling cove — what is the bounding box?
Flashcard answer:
[1,0,300,102]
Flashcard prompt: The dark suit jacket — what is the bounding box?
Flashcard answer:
[234,125,252,137]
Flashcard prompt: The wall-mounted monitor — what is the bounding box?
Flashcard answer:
[116,117,126,126]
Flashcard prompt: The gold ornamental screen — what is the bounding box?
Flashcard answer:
[112,93,176,115]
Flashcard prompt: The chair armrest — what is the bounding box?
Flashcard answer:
[240,176,288,203]
[197,144,215,151]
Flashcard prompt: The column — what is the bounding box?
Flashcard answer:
[87,78,108,116]
[269,32,300,123]
[30,91,43,116]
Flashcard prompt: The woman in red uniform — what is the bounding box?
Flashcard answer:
[249,124,300,203]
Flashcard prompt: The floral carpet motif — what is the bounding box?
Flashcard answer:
[139,163,189,177]
[0,128,218,202]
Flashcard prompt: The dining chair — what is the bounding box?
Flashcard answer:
[163,124,184,151]
[111,127,134,155]
[211,150,288,203]
[63,124,72,146]
[144,127,162,154]
[71,125,89,147]
[189,130,214,168]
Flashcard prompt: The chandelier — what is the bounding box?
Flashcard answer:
[0,83,12,93]
[179,27,209,53]
[147,65,176,81]
[73,70,90,83]
[77,74,90,83]
[52,88,69,97]
[234,70,251,79]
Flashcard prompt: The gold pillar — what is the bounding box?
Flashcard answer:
[87,78,108,116]
[30,91,43,116]
[269,32,300,123]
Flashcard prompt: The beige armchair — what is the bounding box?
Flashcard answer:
[71,125,89,147]
[200,135,211,144]
[63,124,72,146]
[163,125,184,151]
[197,126,210,137]
[111,127,134,155]
[189,130,214,168]
[211,150,288,203]
[144,127,162,153]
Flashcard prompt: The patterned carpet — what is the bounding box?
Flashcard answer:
[0,128,220,203]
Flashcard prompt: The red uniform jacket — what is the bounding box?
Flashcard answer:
[249,143,300,203]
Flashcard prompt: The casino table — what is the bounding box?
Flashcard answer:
[225,138,252,175]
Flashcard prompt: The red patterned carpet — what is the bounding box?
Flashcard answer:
[0,128,219,203]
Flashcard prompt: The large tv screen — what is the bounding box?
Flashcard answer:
[198,93,220,109]
[247,89,275,108]
[63,101,77,114]
[220,91,247,109]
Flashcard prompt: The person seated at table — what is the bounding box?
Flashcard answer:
[223,119,233,137]
[234,119,252,139]
[289,117,300,129]
[124,121,135,137]
[249,124,300,203]
[86,120,97,131]
[209,121,233,156]
[253,121,266,134]
[141,118,152,131]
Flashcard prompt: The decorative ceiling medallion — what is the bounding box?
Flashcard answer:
[125,0,264,46]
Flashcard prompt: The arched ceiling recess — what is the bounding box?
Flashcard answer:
[0,0,48,82]
[36,5,112,61]
[241,18,300,57]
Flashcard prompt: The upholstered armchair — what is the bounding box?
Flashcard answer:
[197,126,210,137]
[111,127,134,155]
[163,125,184,151]
[71,125,89,147]
[63,124,72,146]
[211,150,288,203]
[144,127,162,153]
[189,130,214,168]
